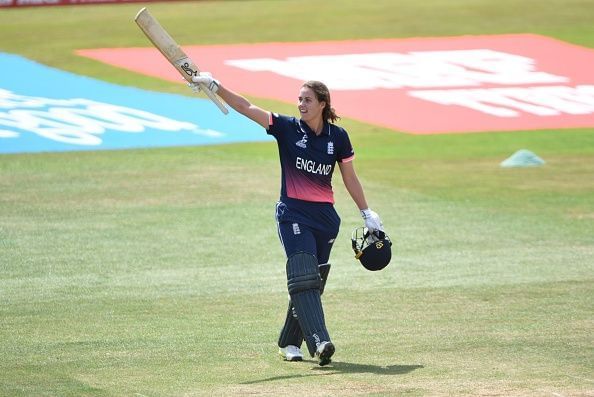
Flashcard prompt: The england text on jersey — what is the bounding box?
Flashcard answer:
[295,156,332,176]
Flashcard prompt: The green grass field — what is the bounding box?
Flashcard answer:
[1,1,593,395]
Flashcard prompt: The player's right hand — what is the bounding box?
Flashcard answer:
[191,72,220,93]
[187,81,201,93]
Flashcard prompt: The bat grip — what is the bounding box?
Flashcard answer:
[200,84,229,114]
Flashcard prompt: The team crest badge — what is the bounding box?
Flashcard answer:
[327,142,334,154]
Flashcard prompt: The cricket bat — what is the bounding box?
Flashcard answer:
[134,7,228,114]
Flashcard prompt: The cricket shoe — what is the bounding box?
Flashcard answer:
[315,341,335,366]
[279,345,304,361]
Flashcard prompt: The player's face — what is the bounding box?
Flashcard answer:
[298,87,325,124]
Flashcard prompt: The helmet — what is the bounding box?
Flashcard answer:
[351,227,392,271]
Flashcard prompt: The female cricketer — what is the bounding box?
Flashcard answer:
[190,74,384,366]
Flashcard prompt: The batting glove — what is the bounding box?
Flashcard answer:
[361,208,383,233]
[187,81,201,93]
[191,72,220,93]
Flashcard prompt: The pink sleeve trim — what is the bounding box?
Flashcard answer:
[340,154,355,163]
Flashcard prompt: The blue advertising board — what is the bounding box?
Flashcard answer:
[0,53,271,154]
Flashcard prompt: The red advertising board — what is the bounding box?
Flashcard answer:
[78,34,594,134]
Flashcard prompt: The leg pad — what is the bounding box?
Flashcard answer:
[287,252,321,294]
[286,252,330,356]
[278,263,331,349]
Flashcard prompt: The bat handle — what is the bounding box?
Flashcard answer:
[200,84,229,114]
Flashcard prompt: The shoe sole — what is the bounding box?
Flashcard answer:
[317,342,335,366]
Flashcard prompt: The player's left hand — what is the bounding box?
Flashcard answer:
[361,208,383,233]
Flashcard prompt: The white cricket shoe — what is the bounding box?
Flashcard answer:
[279,345,304,361]
[315,341,335,366]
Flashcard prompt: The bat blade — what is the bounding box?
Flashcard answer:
[134,7,228,114]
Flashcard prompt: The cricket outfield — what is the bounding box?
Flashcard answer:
[0,1,593,396]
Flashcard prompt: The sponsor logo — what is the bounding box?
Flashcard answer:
[0,89,214,146]
[177,60,197,77]
[295,133,307,148]
[229,49,567,90]
[328,238,335,244]
[313,333,321,348]
[295,156,332,176]
[292,223,301,235]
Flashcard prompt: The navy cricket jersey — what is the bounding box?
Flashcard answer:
[267,113,355,204]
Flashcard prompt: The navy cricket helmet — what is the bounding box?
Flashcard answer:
[351,227,392,271]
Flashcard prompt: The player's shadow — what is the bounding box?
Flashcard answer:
[317,361,424,375]
[241,362,424,384]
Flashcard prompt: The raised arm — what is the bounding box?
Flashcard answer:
[191,72,270,129]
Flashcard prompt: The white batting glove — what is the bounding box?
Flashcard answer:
[361,208,383,233]
[187,80,201,93]
[191,72,220,93]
